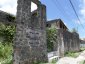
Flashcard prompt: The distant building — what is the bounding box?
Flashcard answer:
[46,19,68,31]
[46,19,80,57]
[80,39,85,48]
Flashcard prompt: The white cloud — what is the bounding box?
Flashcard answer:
[0,0,17,15]
[80,0,85,17]
[78,0,85,24]
[0,0,37,15]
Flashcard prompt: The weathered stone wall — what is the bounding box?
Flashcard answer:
[46,19,68,31]
[0,0,80,62]
[63,30,80,52]
[0,10,15,24]
[13,0,47,64]
[56,29,80,57]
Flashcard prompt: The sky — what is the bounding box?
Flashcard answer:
[0,0,85,38]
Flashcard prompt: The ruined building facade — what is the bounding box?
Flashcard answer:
[46,19,68,31]
[0,0,80,63]
[13,0,48,64]
[46,19,80,57]
[0,10,15,24]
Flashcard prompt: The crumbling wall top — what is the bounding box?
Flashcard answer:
[0,10,15,24]
[31,0,41,5]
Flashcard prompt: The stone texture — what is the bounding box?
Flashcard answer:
[57,29,80,57]
[0,1,81,63]
[13,0,48,64]
[0,10,15,24]
[46,19,80,57]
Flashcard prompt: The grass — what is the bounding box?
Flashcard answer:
[64,51,80,58]
[65,48,85,58]
[0,42,56,64]
[0,42,12,64]
[80,48,85,51]
[0,41,85,64]
[80,60,85,64]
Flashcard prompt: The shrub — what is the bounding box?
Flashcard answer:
[65,51,80,58]
[0,42,12,64]
[46,28,57,52]
[0,23,15,45]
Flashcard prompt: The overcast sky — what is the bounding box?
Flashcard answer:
[0,0,85,38]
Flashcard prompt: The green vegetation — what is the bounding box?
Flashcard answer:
[46,28,57,52]
[71,28,78,33]
[0,23,15,64]
[0,23,15,44]
[65,48,85,58]
[65,51,80,58]
[51,58,57,64]
[0,42,12,64]
[80,60,85,64]
[80,48,85,51]
[0,22,85,64]
[0,23,58,64]
[0,23,15,42]
[6,14,15,22]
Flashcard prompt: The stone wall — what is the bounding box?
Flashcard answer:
[56,29,80,57]
[0,0,48,63]
[0,10,15,24]
[13,0,48,64]
[0,0,80,62]
[46,19,68,31]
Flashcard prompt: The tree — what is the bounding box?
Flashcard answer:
[0,23,15,45]
[46,28,57,52]
[71,28,78,33]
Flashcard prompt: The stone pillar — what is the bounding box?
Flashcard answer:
[13,0,47,64]
[57,29,64,57]
[41,4,47,29]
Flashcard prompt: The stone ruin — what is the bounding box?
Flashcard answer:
[0,10,15,24]
[57,29,80,57]
[46,19,80,57]
[13,0,48,64]
[0,0,48,63]
[0,0,81,63]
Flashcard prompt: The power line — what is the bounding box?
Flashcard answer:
[54,0,71,20]
[68,0,85,30]
[51,0,76,28]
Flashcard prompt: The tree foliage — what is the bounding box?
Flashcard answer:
[71,28,78,33]
[0,23,15,44]
[46,28,57,52]
[0,23,14,64]
[0,42,12,64]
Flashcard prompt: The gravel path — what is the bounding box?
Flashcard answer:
[57,51,85,64]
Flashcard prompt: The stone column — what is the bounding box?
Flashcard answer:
[57,29,64,57]
[13,0,47,64]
